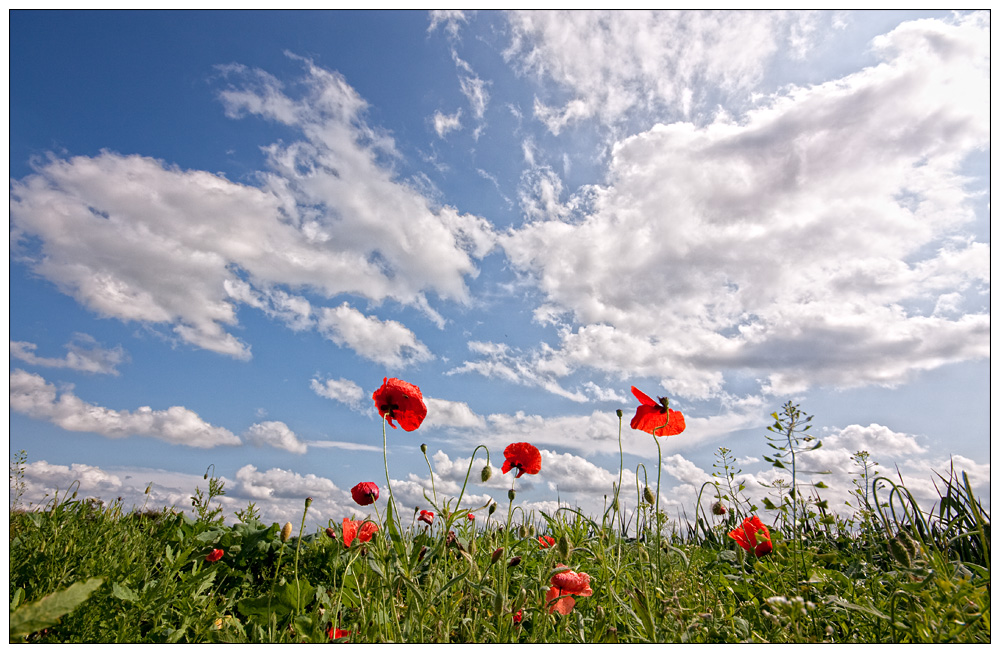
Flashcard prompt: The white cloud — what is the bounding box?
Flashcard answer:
[9,334,128,375]
[10,369,241,448]
[432,109,462,138]
[9,55,495,361]
[243,421,309,455]
[480,13,989,400]
[317,303,433,368]
[423,397,487,430]
[428,10,469,39]
[234,464,340,500]
[504,10,798,132]
[310,376,365,409]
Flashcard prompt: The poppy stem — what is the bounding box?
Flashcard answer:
[421,446,438,506]
[381,416,398,536]
[454,444,490,519]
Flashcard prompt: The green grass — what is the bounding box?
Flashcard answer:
[8,419,990,643]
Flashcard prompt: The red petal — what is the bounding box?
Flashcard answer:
[631,385,657,406]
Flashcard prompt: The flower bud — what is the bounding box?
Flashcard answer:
[420,443,428,454]
[616,409,623,418]
[888,535,912,567]
[508,555,521,568]
[711,501,727,515]
[481,465,493,483]
[528,524,536,537]
[612,496,620,512]
[325,527,336,539]
[508,489,516,502]
[557,533,571,559]
[643,486,656,506]
[281,521,293,542]
[305,497,313,508]
[488,502,497,516]
[491,547,504,565]
[518,524,528,538]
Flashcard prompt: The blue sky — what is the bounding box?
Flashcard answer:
[9,10,991,531]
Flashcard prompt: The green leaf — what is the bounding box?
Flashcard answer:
[10,577,104,640]
[111,582,140,604]
[9,588,24,612]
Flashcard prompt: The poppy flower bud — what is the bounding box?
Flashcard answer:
[612,496,620,512]
[494,592,505,615]
[888,536,912,567]
[508,489,516,502]
[643,486,656,506]
[481,465,493,483]
[305,497,313,508]
[491,547,504,565]
[418,545,429,561]
[508,555,521,568]
[420,443,428,454]
[712,501,727,515]
[325,527,336,539]
[616,409,623,418]
[557,533,572,559]
[518,524,528,538]
[488,502,497,516]
[281,521,293,542]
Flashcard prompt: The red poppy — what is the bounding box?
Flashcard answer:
[418,509,435,526]
[501,442,542,478]
[728,515,772,557]
[205,548,224,563]
[372,377,427,431]
[342,518,379,548]
[512,610,523,625]
[545,568,593,615]
[538,535,555,549]
[327,624,351,641]
[350,481,380,506]
[467,513,475,521]
[629,386,686,436]
[712,501,727,516]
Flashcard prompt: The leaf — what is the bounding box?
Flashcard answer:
[10,577,104,640]
[9,588,24,612]
[111,582,140,603]
[825,594,888,620]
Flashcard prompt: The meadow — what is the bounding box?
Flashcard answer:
[8,381,991,643]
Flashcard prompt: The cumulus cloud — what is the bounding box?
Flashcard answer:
[9,369,241,448]
[466,12,989,400]
[317,303,433,368]
[504,10,807,133]
[243,421,309,454]
[9,54,494,362]
[310,376,365,409]
[432,109,462,138]
[9,333,128,375]
[423,397,487,430]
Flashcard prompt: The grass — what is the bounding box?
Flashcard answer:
[8,406,991,643]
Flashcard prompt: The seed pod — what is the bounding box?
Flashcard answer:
[281,521,293,542]
[643,486,656,506]
[481,465,493,483]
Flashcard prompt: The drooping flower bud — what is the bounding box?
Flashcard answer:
[643,486,656,506]
[557,532,572,559]
[508,555,521,568]
[488,502,497,516]
[712,501,727,515]
[325,527,336,539]
[888,535,912,567]
[518,524,528,538]
[481,465,493,483]
[281,521,293,542]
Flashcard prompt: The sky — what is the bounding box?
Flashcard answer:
[8,10,992,533]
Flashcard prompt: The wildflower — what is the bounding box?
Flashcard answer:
[629,386,686,436]
[342,518,379,548]
[467,513,475,522]
[712,501,727,516]
[205,548,224,563]
[538,535,555,549]
[545,569,593,615]
[512,610,523,625]
[372,377,427,431]
[729,515,772,558]
[281,521,293,542]
[501,442,542,478]
[350,481,380,506]
[327,624,351,641]
[418,509,435,526]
